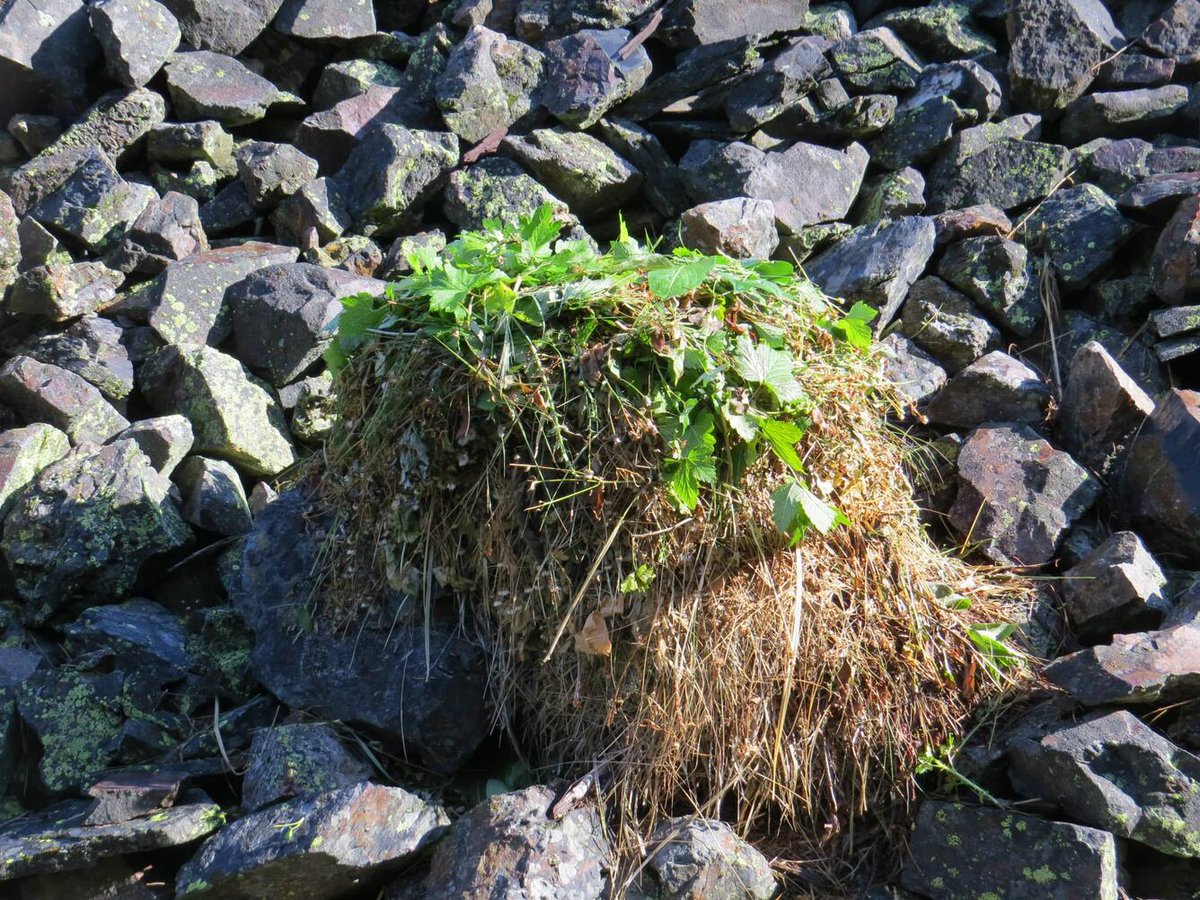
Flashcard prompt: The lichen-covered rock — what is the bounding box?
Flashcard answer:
[37,87,168,165]
[872,3,996,60]
[1057,341,1154,475]
[234,141,319,211]
[436,25,545,144]
[1007,0,1123,113]
[18,316,136,406]
[274,0,376,40]
[176,783,448,898]
[173,456,252,536]
[1152,195,1200,305]
[852,167,926,225]
[139,344,297,478]
[242,723,372,812]
[164,50,280,126]
[0,356,129,445]
[593,118,688,219]
[502,128,641,219]
[900,277,1002,373]
[829,26,923,92]
[109,416,194,478]
[5,261,125,323]
[111,190,208,275]
[938,236,1043,337]
[0,0,99,126]
[926,350,1050,428]
[1023,184,1139,288]
[679,198,779,260]
[513,0,657,43]
[147,120,234,169]
[1060,85,1192,145]
[313,59,404,110]
[721,34,831,133]
[642,817,776,899]
[89,0,181,88]
[444,157,572,232]
[543,27,652,129]
[0,424,70,517]
[157,0,283,55]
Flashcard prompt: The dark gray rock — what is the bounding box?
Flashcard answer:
[1007,0,1123,113]
[174,456,251,536]
[1119,389,1200,566]
[1023,184,1138,288]
[1061,530,1168,639]
[89,0,181,88]
[939,236,1043,337]
[38,87,167,165]
[807,216,936,327]
[0,424,70,516]
[1060,85,1192,145]
[880,333,948,409]
[29,151,155,255]
[900,801,1119,899]
[899,276,1002,373]
[0,356,129,445]
[148,160,223,204]
[274,0,376,40]
[242,723,372,812]
[659,0,808,46]
[1143,0,1200,63]
[17,315,136,405]
[436,26,545,144]
[1045,310,1167,401]
[176,782,447,898]
[65,598,192,686]
[501,128,640,220]
[5,262,125,324]
[227,262,384,387]
[109,415,193,477]
[679,198,778,259]
[17,670,123,794]
[543,27,652,130]
[720,35,831,133]
[294,85,412,173]
[868,97,963,172]
[1045,623,1200,705]
[615,34,766,121]
[642,818,776,899]
[851,167,925,225]
[1151,306,1200,340]
[871,3,997,60]
[1152,195,1200,306]
[443,157,572,232]
[829,27,924,93]
[6,147,101,217]
[1119,172,1200,223]
[7,114,63,157]
[926,350,1050,428]
[111,190,207,275]
[235,141,319,211]
[146,120,234,170]
[198,180,257,236]
[1084,138,1152,195]
[0,190,16,270]
[164,50,280,126]
[1057,341,1154,475]
[1097,51,1175,87]
[158,0,283,55]
[313,59,405,110]
[0,0,98,126]
[511,0,656,43]
[272,177,348,247]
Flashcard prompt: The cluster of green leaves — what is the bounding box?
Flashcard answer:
[326,205,878,544]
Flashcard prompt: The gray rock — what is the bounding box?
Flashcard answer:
[146,241,299,347]
[227,262,385,386]
[1047,310,1166,400]
[1151,306,1200,340]
[1152,195,1200,306]
[242,723,371,812]
[905,60,1003,126]
[177,783,447,898]
[174,456,251,536]
[1007,0,1123,113]
[900,801,1119,900]
[502,128,641,219]
[287,375,335,445]
[643,817,776,899]
[1119,172,1200,223]
[872,3,997,60]
[64,598,192,684]
[198,180,256,235]
[1119,389,1200,565]
[110,190,208,275]
[807,216,936,327]
[0,356,129,445]
[0,424,70,517]
[436,26,545,143]
[868,97,965,173]
[1143,0,1200,63]
[146,120,234,170]
[14,856,173,899]
[5,262,125,323]
[899,276,1002,373]
[15,216,72,270]
[512,0,657,43]
[89,0,181,88]
[880,334,948,409]
[37,87,167,165]
[720,35,831,133]
[0,441,190,620]
[293,85,413,173]
[1060,85,1192,145]
[109,415,194,477]
[235,141,319,211]
[6,147,105,216]
[1097,51,1176,87]
[149,160,223,204]
[443,157,572,233]
[272,177,348,247]
[829,27,923,93]
[679,198,778,260]
[1061,531,1168,639]
[852,167,926,225]
[164,51,280,126]
[139,343,297,478]
[1045,623,1200,705]
[950,422,1100,566]
[274,0,376,40]
[939,236,1043,337]
[1084,137,1152,195]
[29,151,155,255]
[1023,184,1138,288]
[0,0,98,126]
[158,0,283,55]
[659,0,808,46]
[313,59,405,110]
[0,190,16,270]
[17,315,135,405]
[1057,341,1154,475]
[543,27,652,130]
[927,350,1050,428]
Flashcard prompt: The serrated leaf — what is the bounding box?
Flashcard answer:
[796,484,846,534]
[846,301,879,322]
[771,480,847,542]
[759,417,805,472]
[519,203,563,250]
[734,336,806,404]
[750,259,795,282]
[647,257,717,299]
[722,409,759,442]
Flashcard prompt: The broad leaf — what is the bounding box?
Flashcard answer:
[759,417,805,472]
[734,336,806,404]
[647,257,717,299]
[772,480,848,542]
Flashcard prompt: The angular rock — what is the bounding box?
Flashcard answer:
[643,817,775,899]
[174,456,252,536]
[828,27,923,93]
[0,190,16,270]
[158,0,283,55]
[147,120,234,170]
[436,26,545,144]
[149,160,222,203]
[543,27,652,129]
[111,190,208,275]
[313,59,405,110]
[1007,0,1123,113]
[926,350,1051,428]
[139,344,297,478]
[198,180,257,235]
[1098,51,1176,88]
[502,128,640,219]
[65,598,192,685]
[1152,306,1200,340]
[235,141,318,211]
[939,236,1043,337]
[1152,195,1200,306]
[6,147,105,217]
[8,114,63,157]
[1024,184,1138,288]
[900,801,1119,900]
[720,35,831,133]
[109,415,193,477]
[176,783,448,898]
[1057,341,1154,475]
[950,422,1100,566]
[1085,137,1153,195]
[89,0,181,88]
[0,424,70,517]
[85,770,185,827]
[851,167,926,226]
[17,316,135,405]
[1060,85,1192,145]
[807,216,936,327]
[287,376,335,445]
[305,234,383,277]
[146,241,299,346]
[1045,623,1200,705]
[443,157,572,232]
[29,151,154,255]
[513,0,656,43]
[164,51,280,126]
[0,0,98,125]
[272,177,348,246]
[38,87,167,165]
[868,97,966,172]
[5,262,125,323]
[1119,172,1200,223]
[872,3,997,60]
[881,334,948,410]
[1120,389,1200,565]
[227,262,384,386]
[293,85,414,173]
[0,356,129,445]
[899,276,1002,373]
[932,205,1012,246]
[274,0,376,40]
[242,723,371,812]
[1143,0,1200,63]
[679,198,778,260]
[1061,531,1168,639]
[659,0,808,46]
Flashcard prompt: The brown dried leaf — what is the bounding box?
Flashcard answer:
[575,611,612,656]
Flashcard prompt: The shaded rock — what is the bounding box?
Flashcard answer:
[939,236,1043,337]
[1045,622,1200,705]
[869,98,963,173]
[38,87,167,165]
[436,26,545,144]
[176,783,448,898]
[149,160,222,204]
[89,0,181,88]
[1143,0,1200,63]
[543,27,652,130]
[828,27,924,93]
[1152,195,1200,306]
[139,344,297,478]
[787,90,897,143]
[313,59,405,110]
[0,795,220,880]
[0,190,16,269]
[305,234,384,277]
[174,456,252,536]
[271,177,348,246]
[274,0,376,40]
[932,205,1012,246]
[616,33,766,121]
[421,785,610,897]
[0,424,70,517]
[146,120,234,170]
[1007,0,1123,113]
[29,151,154,255]
[6,147,100,217]
[1085,137,1153,195]
[1097,51,1176,87]
[905,60,1002,126]
[1119,389,1200,565]
[234,141,318,212]
[720,35,831,133]
[679,198,778,260]
[512,0,656,43]
[242,723,371,812]
[64,598,192,684]
[900,801,1119,900]
[950,422,1099,566]
[17,316,135,405]
[807,216,936,327]
[851,167,925,225]
[1023,184,1138,288]
[1057,340,1154,475]
[1062,530,1168,639]
[158,0,283,55]
[17,856,173,899]
[1047,310,1167,400]
[5,262,125,324]
[227,262,384,387]
[926,350,1050,428]
[0,0,98,126]
[880,333,948,409]
[7,114,63,158]
[0,356,128,445]
[659,0,808,46]
[109,415,193,477]
[443,157,572,232]
[1060,85,1192,145]
[198,180,256,235]
[111,191,207,275]
[146,241,299,346]
[1119,172,1200,223]
[899,276,1002,373]
[294,85,412,173]
[164,51,279,126]
[502,128,640,219]
[643,817,775,900]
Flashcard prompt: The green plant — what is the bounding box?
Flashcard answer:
[916,735,1007,807]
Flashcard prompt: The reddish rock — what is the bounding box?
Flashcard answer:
[1045,624,1200,705]
[1057,341,1155,476]
[1152,195,1200,305]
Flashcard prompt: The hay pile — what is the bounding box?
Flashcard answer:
[311,208,1026,889]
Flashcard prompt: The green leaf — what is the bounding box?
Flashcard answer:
[519,203,563,251]
[758,417,805,472]
[750,259,795,282]
[619,564,656,594]
[796,485,847,535]
[828,302,879,350]
[771,480,847,542]
[734,336,806,405]
[647,257,717,299]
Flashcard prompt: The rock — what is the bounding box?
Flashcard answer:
[443,157,572,232]
[0,424,70,517]
[164,51,280,126]
[0,190,16,269]
[0,0,98,125]
[1023,184,1138,288]
[38,87,167,165]
[659,0,808,46]
[851,167,926,225]
[1119,172,1200,223]
[1119,389,1200,565]
[111,191,208,275]
[1152,195,1200,306]
[1057,341,1154,475]
[89,0,181,88]
[1,440,190,619]
[0,795,221,880]
[17,316,135,405]
[543,27,652,130]
[109,415,193,477]
[28,151,154,255]
[146,241,299,347]
[868,97,965,172]
[0,356,129,445]
[926,350,1051,428]
[157,0,283,55]
[293,85,413,173]
[227,262,384,387]
[85,770,186,827]
[1084,138,1153,195]
[333,125,459,237]
[420,786,610,897]
[1143,0,1200,63]
[1059,85,1192,145]
[899,276,1002,373]
[950,422,1099,566]
[5,262,125,324]
[174,456,251,536]
[8,114,64,157]
[807,216,936,327]
[242,723,372,812]
[1007,0,1123,113]
[1097,51,1176,88]
[900,801,1119,900]
[230,490,489,772]
[872,3,997,60]
[64,598,192,686]
[932,205,1012,246]
[234,141,318,211]
[939,236,1043,337]
[880,333,948,409]
[272,177,348,246]
[721,35,831,133]
[1152,306,1200,340]
[584,124,681,216]
[274,0,376,40]
[313,59,405,110]
[305,234,384,277]
[1045,623,1200,705]
[616,33,766,121]
[436,26,545,144]
[502,128,640,220]
[1011,710,1200,857]
[828,27,924,93]
[149,160,222,204]
[512,0,656,43]
[679,198,778,259]
[176,783,448,897]
[17,857,172,898]
[139,344,297,478]
[643,817,776,899]
[1061,530,1168,639]
[198,181,257,235]
[146,120,234,170]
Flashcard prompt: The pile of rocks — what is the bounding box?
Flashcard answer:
[0,0,1199,895]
